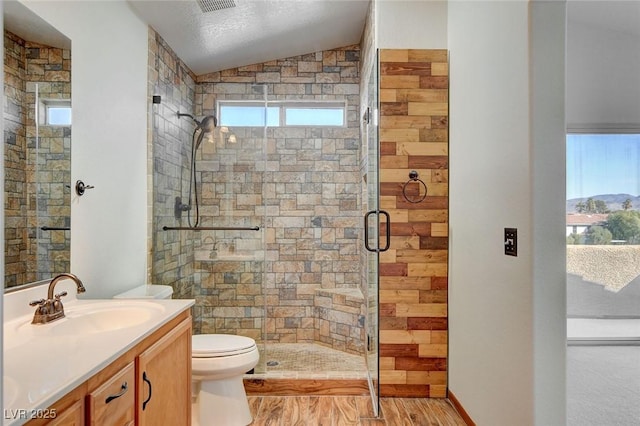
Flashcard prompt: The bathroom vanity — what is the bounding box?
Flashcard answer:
[3,282,194,426]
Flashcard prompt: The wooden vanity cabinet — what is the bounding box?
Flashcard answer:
[137,318,191,426]
[25,310,192,426]
[47,400,84,426]
[87,362,135,425]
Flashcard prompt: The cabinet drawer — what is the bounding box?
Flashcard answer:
[47,399,83,426]
[87,362,135,426]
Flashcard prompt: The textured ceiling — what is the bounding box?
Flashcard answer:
[4,0,71,49]
[127,0,370,75]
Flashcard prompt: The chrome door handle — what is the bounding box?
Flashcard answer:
[364,210,390,253]
[380,210,391,252]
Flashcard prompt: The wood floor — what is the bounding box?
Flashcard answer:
[248,395,467,425]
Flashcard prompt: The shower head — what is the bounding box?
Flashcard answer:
[194,115,217,151]
[197,115,217,132]
[177,112,217,149]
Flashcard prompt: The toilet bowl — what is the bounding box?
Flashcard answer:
[192,334,259,426]
[113,285,259,426]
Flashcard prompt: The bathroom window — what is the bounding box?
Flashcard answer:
[218,101,345,127]
[566,132,640,425]
[47,106,72,125]
[40,99,72,126]
[219,104,280,127]
[284,106,344,126]
[566,132,640,317]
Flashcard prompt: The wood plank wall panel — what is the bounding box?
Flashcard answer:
[379,49,448,398]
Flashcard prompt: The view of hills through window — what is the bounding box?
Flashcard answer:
[567,134,640,245]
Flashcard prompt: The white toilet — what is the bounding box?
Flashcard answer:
[192,334,259,426]
[114,285,260,426]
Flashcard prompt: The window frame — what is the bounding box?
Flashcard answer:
[217,100,347,128]
[39,99,72,126]
[566,130,640,245]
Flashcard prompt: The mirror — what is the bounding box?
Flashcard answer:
[4,1,72,290]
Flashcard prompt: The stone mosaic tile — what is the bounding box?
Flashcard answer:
[4,31,71,287]
[247,343,368,380]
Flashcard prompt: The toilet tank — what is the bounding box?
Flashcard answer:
[113,285,173,299]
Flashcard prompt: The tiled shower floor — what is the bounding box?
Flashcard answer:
[246,343,368,380]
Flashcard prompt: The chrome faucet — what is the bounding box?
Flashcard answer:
[29,273,86,324]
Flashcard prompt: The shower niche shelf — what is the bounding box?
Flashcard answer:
[194,251,263,262]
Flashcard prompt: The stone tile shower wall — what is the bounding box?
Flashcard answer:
[147,30,365,354]
[195,46,364,353]
[4,31,29,287]
[4,31,71,288]
[147,28,198,300]
[187,125,266,341]
[378,49,449,398]
[147,29,265,340]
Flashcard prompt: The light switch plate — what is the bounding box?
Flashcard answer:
[505,228,517,256]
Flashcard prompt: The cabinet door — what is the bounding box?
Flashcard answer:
[137,317,192,426]
[47,399,83,426]
[87,362,135,426]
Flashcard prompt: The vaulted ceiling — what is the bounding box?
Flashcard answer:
[127,0,370,75]
[6,1,639,78]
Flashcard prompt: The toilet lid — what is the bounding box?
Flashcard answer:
[192,334,257,358]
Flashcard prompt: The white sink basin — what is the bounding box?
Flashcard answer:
[3,376,19,408]
[12,301,166,337]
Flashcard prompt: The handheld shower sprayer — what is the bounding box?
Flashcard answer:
[176,111,218,228]
[194,115,217,150]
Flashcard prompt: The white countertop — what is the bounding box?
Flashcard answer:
[3,284,194,426]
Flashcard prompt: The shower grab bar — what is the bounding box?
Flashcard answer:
[162,226,260,231]
[41,226,71,231]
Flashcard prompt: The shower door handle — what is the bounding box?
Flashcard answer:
[364,210,390,253]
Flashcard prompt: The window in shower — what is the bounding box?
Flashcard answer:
[219,103,279,127]
[284,105,344,126]
[39,99,72,126]
[218,101,345,127]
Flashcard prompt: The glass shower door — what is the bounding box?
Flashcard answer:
[364,52,381,416]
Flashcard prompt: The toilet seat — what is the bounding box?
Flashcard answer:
[192,334,257,358]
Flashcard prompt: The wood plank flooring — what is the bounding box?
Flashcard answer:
[245,378,369,395]
[248,396,467,425]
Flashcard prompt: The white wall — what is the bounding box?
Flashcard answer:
[448,2,565,425]
[567,7,640,128]
[530,2,567,425]
[376,0,447,49]
[21,1,149,298]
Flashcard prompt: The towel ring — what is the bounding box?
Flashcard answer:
[402,170,428,203]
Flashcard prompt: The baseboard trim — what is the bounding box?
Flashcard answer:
[244,378,369,396]
[448,389,476,426]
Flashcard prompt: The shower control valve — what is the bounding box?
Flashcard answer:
[174,196,191,219]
